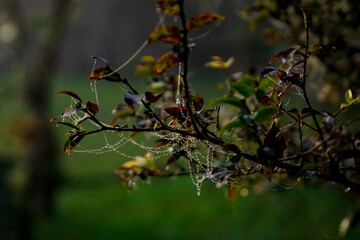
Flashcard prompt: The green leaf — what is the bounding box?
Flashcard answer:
[231,83,255,98]
[155,51,180,74]
[57,90,82,103]
[147,25,182,44]
[253,106,277,123]
[208,96,246,111]
[187,13,226,32]
[63,133,85,154]
[235,74,257,87]
[220,119,248,135]
[345,89,353,103]
[57,121,80,130]
[154,0,180,16]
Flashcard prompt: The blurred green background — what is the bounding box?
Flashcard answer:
[1,0,360,239]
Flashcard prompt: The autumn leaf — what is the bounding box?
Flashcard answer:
[124,92,143,111]
[155,51,180,74]
[205,56,234,69]
[268,46,303,66]
[147,25,182,44]
[145,91,162,104]
[57,90,82,103]
[187,13,226,32]
[86,100,99,115]
[88,66,123,82]
[155,0,180,16]
[134,56,156,77]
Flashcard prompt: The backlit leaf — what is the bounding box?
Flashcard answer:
[57,90,82,103]
[88,66,123,82]
[163,107,181,118]
[205,56,234,69]
[147,25,182,44]
[345,89,353,103]
[155,52,180,74]
[187,13,226,32]
[155,0,180,16]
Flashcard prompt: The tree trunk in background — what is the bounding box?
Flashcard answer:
[2,0,75,239]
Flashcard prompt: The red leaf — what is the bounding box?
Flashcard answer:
[147,25,182,44]
[57,90,82,103]
[187,13,226,32]
[163,107,181,118]
[155,0,180,16]
[88,66,123,82]
[145,92,162,104]
[86,100,99,115]
[268,46,303,66]
[155,52,180,74]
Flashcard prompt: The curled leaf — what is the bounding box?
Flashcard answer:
[187,13,226,32]
[57,121,80,130]
[57,90,82,103]
[91,56,111,66]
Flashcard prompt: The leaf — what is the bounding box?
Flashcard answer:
[253,106,277,124]
[88,66,123,82]
[155,51,180,74]
[187,13,226,32]
[124,92,143,111]
[63,133,85,154]
[57,121,80,130]
[205,56,234,69]
[235,74,257,87]
[155,0,180,16]
[220,120,248,135]
[231,83,255,98]
[57,90,82,103]
[134,56,156,77]
[268,46,303,66]
[145,92,162,104]
[208,96,246,111]
[259,67,278,79]
[86,100,99,115]
[115,160,142,172]
[147,25,182,44]
[345,89,353,103]
[190,93,204,111]
[91,56,111,66]
[163,107,181,118]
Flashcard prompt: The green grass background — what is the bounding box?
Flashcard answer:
[34,74,360,240]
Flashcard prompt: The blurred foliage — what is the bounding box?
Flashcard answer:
[241,0,360,102]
